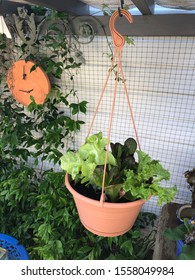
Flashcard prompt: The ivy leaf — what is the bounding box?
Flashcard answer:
[124,36,135,46]
[70,103,79,115]
[30,65,37,73]
[65,117,83,132]
[70,101,88,115]
[79,101,88,114]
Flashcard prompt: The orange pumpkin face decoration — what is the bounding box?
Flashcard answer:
[7,60,51,106]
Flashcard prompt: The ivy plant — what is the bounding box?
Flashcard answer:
[0,8,87,259]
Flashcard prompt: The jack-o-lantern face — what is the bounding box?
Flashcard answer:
[7,60,51,106]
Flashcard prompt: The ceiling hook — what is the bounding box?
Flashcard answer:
[109,9,133,50]
[118,7,122,17]
[118,0,124,17]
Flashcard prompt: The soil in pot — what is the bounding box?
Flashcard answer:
[72,179,135,203]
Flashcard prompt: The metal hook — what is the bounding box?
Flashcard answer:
[118,7,122,17]
[118,0,124,17]
[109,9,133,50]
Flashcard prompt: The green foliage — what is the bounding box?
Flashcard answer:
[177,243,195,260]
[60,132,116,185]
[0,8,87,260]
[108,137,138,185]
[0,167,75,260]
[37,209,156,260]
[164,218,195,260]
[0,165,156,261]
[70,101,88,115]
[124,150,177,205]
[60,132,177,204]
[0,34,10,84]
[30,5,50,16]
[124,36,135,46]
[164,223,187,241]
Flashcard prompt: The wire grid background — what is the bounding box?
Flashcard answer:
[57,35,195,216]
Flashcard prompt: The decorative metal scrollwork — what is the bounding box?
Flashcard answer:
[12,7,46,52]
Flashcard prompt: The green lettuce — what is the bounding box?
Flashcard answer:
[60,132,116,186]
[123,150,177,205]
[60,132,177,204]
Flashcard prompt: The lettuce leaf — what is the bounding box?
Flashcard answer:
[60,132,116,187]
[123,150,177,205]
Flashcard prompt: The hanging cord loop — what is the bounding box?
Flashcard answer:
[87,9,141,206]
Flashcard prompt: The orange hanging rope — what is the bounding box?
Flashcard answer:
[118,59,141,150]
[100,50,122,205]
[87,48,117,138]
[88,9,141,206]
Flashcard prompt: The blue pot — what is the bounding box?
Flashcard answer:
[176,240,184,256]
[0,233,29,260]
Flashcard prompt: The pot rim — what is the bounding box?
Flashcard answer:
[176,203,195,222]
[177,204,192,215]
[65,173,147,209]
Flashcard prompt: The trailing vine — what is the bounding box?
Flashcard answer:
[0,8,88,259]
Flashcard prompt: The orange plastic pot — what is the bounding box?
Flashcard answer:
[65,173,147,237]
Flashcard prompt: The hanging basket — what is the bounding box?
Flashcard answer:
[64,9,146,237]
[65,174,146,237]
